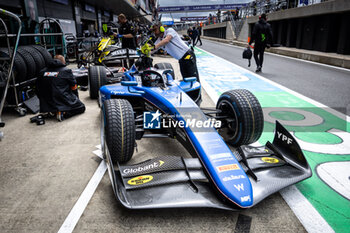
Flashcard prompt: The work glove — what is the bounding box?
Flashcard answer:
[113,33,123,38]
[141,43,154,56]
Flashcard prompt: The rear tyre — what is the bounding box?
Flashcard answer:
[216,89,263,146]
[154,62,175,80]
[102,99,135,163]
[88,65,107,99]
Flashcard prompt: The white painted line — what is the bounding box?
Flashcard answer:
[280,185,335,233]
[197,47,350,122]
[291,130,350,155]
[93,149,103,159]
[316,161,350,201]
[265,51,350,72]
[57,157,106,233]
[203,39,350,72]
[197,48,335,232]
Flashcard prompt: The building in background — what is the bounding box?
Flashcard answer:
[0,0,157,36]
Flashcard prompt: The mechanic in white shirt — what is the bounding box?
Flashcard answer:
[151,22,200,82]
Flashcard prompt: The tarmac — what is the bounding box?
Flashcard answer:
[201,36,350,69]
[0,56,306,233]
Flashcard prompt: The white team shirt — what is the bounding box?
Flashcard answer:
[155,28,189,60]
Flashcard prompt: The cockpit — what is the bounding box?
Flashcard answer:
[132,68,173,88]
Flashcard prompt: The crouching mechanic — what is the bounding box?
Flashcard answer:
[151,22,200,82]
[37,55,85,121]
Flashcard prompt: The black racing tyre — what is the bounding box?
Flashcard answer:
[17,47,36,80]
[31,45,52,65]
[216,89,264,146]
[102,99,135,163]
[88,65,107,99]
[0,48,28,83]
[154,62,175,80]
[21,46,46,75]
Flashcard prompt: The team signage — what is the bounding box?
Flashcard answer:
[180,17,208,21]
[159,4,247,12]
[161,21,174,25]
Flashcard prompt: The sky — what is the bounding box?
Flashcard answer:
[158,0,253,22]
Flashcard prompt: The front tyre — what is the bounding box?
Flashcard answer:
[102,99,135,163]
[216,89,263,146]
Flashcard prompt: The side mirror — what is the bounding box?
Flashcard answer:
[122,81,145,94]
[183,77,196,88]
[183,77,197,82]
[121,81,138,86]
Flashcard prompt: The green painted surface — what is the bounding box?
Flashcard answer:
[269,111,306,121]
[195,48,350,232]
[256,92,350,233]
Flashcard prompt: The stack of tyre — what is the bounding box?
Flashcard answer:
[0,45,52,84]
[0,45,53,104]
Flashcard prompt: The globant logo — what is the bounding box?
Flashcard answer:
[123,160,164,175]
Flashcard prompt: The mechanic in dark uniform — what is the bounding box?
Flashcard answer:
[195,25,202,46]
[113,14,137,67]
[37,55,85,121]
[152,22,200,82]
[191,26,198,47]
[249,13,273,73]
[115,14,136,49]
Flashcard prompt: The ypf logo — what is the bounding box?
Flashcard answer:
[144,110,161,129]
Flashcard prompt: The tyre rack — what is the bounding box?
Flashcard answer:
[0,8,65,140]
[39,18,67,57]
[0,9,21,140]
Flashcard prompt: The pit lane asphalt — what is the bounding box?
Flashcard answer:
[0,56,306,233]
[199,39,350,115]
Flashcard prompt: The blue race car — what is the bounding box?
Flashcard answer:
[94,63,311,210]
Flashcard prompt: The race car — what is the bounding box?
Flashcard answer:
[98,65,312,210]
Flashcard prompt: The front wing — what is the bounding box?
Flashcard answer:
[107,122,312,210]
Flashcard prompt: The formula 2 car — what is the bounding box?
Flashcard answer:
[99,66,312,210]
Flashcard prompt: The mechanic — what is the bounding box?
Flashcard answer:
[195,25,203,46]
[36,55,85,121]
[191,26,198,47]
[187,27,193,41]
[151,22,200,82]
[249,13,273,73]
[114,14,137,50]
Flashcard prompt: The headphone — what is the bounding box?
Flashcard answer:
[159,25,165,33]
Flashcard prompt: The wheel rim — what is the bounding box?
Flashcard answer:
[217,100,239,141]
